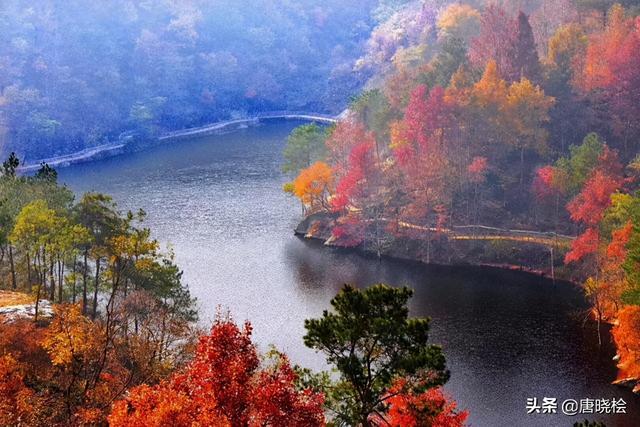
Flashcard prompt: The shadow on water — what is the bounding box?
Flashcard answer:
[287,237,639,427]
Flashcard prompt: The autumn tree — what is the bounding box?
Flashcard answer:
[10,200,65,320]
[534,134,612,233]
[303,284,448,426]
[469,60,509,154]
[383,65,422,112]
[560,140,626,347]
[612,305,640,392]
[388,85,454,259]
[533,165,569,230]
[109,316,324,427]
[565,163,624,265]
[325,118,374,177]
[42,304,125,423]
[0,354,42,426]
[504,77,555,187]
[437,3,481,43]
[576,4,640,155]
[469,4,515,78]
[545,23,587,92]
[287,161,334,214]
[601,12,640,155]
[380,378,468,427]
[330,126,393,254]
[0,157,74,293]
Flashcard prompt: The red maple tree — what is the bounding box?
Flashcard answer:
[109,317,324,427]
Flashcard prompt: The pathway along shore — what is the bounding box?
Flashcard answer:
[17,112,338,173]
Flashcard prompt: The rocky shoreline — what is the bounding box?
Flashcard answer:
[295,212,571,282]
[295,213,640,394]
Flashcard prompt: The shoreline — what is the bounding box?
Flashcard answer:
[294,212,575,283]
[17,112,337,173]
[294,214,640,393]
[296,228,570,284]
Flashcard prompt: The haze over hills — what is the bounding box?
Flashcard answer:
[2,1,640,425]
[0,0,420,162]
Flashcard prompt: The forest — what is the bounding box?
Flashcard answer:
[283,0,640,401]
[0,0,386,161]
[0,160,466,425]
[1,0,640,426]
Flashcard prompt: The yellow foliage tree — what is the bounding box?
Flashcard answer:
[505,78,555,153]
[389,120,407,150]
[504,78,555,184]
[472,60,508,108]
[437,3,481,42]
[468,60,509,149]
[545,23,587,71]
[42,304,100,367]
[291,161,334,214]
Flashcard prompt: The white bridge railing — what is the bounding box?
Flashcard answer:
[18,111,338,172]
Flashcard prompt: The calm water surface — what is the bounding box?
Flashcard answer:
[58,120,639,426]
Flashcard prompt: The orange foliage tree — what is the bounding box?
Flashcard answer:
[612,305,640,392]
[109,316,325,427]
[0,354,42,426]
[382,379,468,427]
[288,161,334,214]
[577,5,640,153]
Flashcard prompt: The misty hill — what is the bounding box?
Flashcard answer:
[0,0,412,161]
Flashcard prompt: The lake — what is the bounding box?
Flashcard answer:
[58,120,639,426]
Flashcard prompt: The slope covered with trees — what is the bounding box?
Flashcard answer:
[0,0,401,162]
[0,158,201,424]
[285,0,640,392]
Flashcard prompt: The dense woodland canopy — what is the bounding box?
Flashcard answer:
[284,0,640,396]
[2,0,640,425]
[0,0,395,161]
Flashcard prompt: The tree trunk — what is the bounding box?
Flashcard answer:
[26,253,32,292]
[72,257,77,304]
[34,282,42,323]
[92,257,101,319]
[58,259,64,303]
[34,248,44,323]
[49,258,56,301]
[8,245,16,290]
[82,250,88,314]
